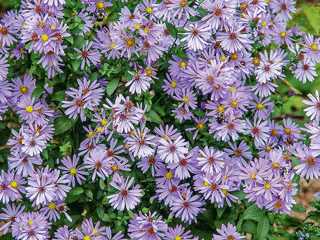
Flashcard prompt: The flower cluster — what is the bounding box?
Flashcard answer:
[0,0,319,239]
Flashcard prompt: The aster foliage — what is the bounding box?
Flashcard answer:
[0,0,320,239]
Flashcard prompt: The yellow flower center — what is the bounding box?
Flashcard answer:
[10,181,18,188]
[83,236,91,240]
[261,21,267,27]
[96,1,104,9]
[25,105,33,113]
[284,127,292,135]
[222,188,228,196]
[86,131,96,138]
[145,67,153,77]
[111,165,119,172]
[182,96,189,103]
[228,86,236,93]
[231,52,238,60]
[41,34,49,42]
[20,86,28,94]
[217,105,225,113]
[231,100,238,108]
[264,181,271,190]
[110,42,117,49]
[220,55,226,62]
[48,202,56,209]
[280,31,287,38]
[28,219,33,226]
[178,61,187,69]
[203,181,209,187]
[252,57,260,65]
[126,38,135,48]
[265,145,272,152]
[146,7,153,14]
[144,27,150,34]
[256,103,265,110]
[165,171,173,180]
[196,123,204,129]
[100,118,108,126]
[311,42,318,51]
[175,236,182,240]
[134,23,141,30]
[272,162,280,169]
[250,172,256,180]
[70,167,77,176]
[170,80,177,88]
[96,127,104,133]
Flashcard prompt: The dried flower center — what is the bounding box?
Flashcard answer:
[283,127,292,135]
[227,235,235,240]
[148,156,155,165]
[196,122,204,129]
[252,57,260,65]
[234,148,242,157]
[214,8,222,16]
[81,50,89,58]
[0,26,8,35]
[179,158,188,166]
[274,200,282,209]
[280,3,287,10]
[272,162,280,169]
[210,183,217,191]
[169,144,176,153]
[229,32,237,40]
[179,0,188,7]
[307,156,316,166]
[121,189,128,197]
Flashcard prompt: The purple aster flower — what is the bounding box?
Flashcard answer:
[174,88,197,110]
[0,204,25,234]
[200,0,236,31]
[245,117,269,147]
[157,136,189,164]
[197,147,225,175]
[0,79,11,105]
[84,146,110,181]
[107,174,143,211]
[40,200,70,222]
[212,223,244,240]
[43,0,65,7]
[249,96,273,120]
[294,144,320,180]
[76,41,101,70]
[181,23,211,51]
[270,0,295,22]
[60,155,87,187]
[12,212,49,240]
[164,224,198,240]
[225,141,252,162]
[0,55,8,81]
[53,226,75,240]
[170,188,204,224]
[128,212,168,240]
[0,21,17,48]
[126,70,152,95]
[255,49,287,83]
[74,218,106,240]
[216,23,252,53]
[294,58,317,83]
[303,90,320,121]
[126,126,156,158]
[194,174,225,204]
[168,152,197,180]
[138,155,163,176]
[10,74,36,102]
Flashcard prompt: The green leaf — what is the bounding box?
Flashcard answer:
[66,187,84,203]
[71,60,81,72]
[146,110,162,124]
[54,117,75,135]
[242,205,265,222]
[107,79,119,96]
[242,220,257,234]
[292,203,306,213]
[302,4,320,34]
[257,216,270,240]
[51,90,65,102]
[32,86,43,99]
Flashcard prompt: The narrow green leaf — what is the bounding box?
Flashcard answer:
[257,216,270,240]
[54,117,75,135]
[107,79,119,96]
